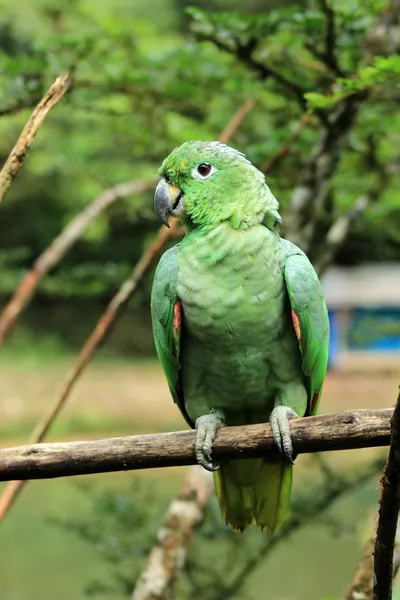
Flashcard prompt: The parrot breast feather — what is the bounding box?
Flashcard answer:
[150,245,193,427]
[283,248,330,416]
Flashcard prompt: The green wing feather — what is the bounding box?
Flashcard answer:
[282,240,330,415]
[150,245,193,427]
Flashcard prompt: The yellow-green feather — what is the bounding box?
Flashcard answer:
[214,458,292,533]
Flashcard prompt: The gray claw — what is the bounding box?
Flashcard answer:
[195,409,225,472]
[269,405,299,464]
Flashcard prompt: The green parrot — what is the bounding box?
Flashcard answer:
[151,141,329,532]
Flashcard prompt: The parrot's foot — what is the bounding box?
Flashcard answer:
[195,409,225,472]
[269,405,299,464]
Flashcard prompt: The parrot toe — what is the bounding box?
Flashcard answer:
[269,405,299,464]
[195,409,225,472]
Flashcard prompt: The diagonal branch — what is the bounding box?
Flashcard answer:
[195,34,307,109]
[218,99,256,145]
[0,409,392,481]
[373,389,400,600]
[0,179,155,344]
[0,74,70,206]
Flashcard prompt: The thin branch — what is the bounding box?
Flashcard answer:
[0,74,70,206]
[32,223,179,444]
[131,467,213,600]
[0,178,155,344]
[0,99,254,522]
[345,538,374,600]
[218,99,255,145]
[319,0,340,73]
[194,34,307,109]
[0,409,392,481]
[305,0,345,77]
[373,389,400,600]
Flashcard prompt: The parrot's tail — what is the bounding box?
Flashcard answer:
[213,457,292,533]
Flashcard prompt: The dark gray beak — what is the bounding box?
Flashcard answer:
[154,178,183,227]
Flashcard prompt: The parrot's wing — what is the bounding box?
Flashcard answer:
[282,242,330,415]
[151,245,193,427]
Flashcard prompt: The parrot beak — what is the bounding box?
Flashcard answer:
[154,178,184,227]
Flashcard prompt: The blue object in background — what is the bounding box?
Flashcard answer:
[347,308,400,351]
[328,310,338,368]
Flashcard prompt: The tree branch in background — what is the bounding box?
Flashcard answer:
[131,467,213,600]
[345,538,374,600]
[0,99,255,523]
[0,409,392,481]
[31,223,181,444]
[0,179,155,344]
[285,0,400,253]
[285,92,364,251]
[373,390,400,600]
[0,74,70,206]
[194,34,308,109]
[218,99,255,145]
[305,0,345,77]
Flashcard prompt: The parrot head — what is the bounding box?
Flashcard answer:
[154,140,281,231]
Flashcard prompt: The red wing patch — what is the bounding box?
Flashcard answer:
[310,391,319,415]
[173,300,182,337]
[291,309,302,346]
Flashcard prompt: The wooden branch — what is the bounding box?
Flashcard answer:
[218,99,255,145]
[0,179,154,344]
[0,99,254,523]
[373,390,400,600]
[0,409,392,482]
[345,538,374,600]
[0,74,70,206]
[131,467,213,600]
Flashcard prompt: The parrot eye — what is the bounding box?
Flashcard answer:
[197,163,212,176]
[192,163,217,180]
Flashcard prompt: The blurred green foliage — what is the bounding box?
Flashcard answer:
[53,457,383,598]
[0,0,399,352]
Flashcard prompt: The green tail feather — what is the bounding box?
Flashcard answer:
[213,457,292,533]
